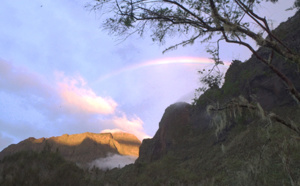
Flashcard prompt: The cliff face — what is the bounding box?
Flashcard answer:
[137,102,192,162]
[97,11,300,185]
[0,132,141,164]
[219,11,300,111]
[137,11,300,165]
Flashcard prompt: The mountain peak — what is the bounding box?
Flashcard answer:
[0,132,141,165]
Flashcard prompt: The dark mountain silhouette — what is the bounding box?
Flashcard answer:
[91,11,300,185]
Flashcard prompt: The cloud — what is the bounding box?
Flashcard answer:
[56,72,117,115]
[0,59,150,150]
[106,114,151,140]
[100,128,125,134]
[89,154,137,170]
[0,59,119,118]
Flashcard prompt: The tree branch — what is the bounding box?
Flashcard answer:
[234,0,293,54]
[221,31,300,104]
[162,0,210,28]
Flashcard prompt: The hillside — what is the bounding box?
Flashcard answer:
[0,131,141,185]
[0,132,141,165]
[89,11,300,185]
[0,151,90,185]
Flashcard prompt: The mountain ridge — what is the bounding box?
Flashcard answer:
[0,131,141,165]
[88,10,300,185]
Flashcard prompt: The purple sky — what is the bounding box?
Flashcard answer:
[0,0,297,151]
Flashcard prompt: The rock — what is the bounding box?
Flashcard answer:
[0,132,141,165]
[137,102,192,162]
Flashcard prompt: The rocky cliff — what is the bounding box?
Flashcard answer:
[93,11,300,185]
[0,132,141,165]
[137,102,192,162]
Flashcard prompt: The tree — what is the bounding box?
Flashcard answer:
[89,0,300,103]
[292,0,300,9]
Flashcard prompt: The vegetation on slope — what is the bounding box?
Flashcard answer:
[87,10,300,185]
[0,150,89,186]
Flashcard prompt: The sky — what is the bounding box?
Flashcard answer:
[0,0,297,151]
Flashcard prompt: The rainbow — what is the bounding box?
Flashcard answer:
[97,56,230,82]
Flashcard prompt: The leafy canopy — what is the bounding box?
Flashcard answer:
[91,0,287,49]
[90,0,300,103]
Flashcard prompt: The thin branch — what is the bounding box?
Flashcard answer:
[234,0,293,54]
[221,31,300,104]
[162,0,210,28]
[162,32,202,53]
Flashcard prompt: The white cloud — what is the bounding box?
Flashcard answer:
[56,72,117,115]
[108,114,151,141]
[100,128,125,134]
[0,59,150,150]
[89,154,137,170]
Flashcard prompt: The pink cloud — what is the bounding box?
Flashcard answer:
[56,72,117,115]
[103,115,151,141]
[0,60,149,147]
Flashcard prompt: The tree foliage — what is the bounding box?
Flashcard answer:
[292,0,300,10]
[90,0,300,103]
